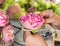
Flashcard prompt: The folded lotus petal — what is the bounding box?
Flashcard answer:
[3,25,14,43]
[0,10,9,27]
[20,13,45,30]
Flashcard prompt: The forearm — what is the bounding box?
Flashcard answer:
[25,31,48,46]
[36,34,48,46]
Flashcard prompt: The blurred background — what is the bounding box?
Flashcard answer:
[0,0,60,46]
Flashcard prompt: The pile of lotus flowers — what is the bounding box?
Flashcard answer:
[0,10,14,45]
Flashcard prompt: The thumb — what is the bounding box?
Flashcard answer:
[45,18,54,24]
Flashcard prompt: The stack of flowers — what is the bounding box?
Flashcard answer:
[0,10,14,45]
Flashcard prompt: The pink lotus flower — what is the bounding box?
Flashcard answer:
[20,13,45,30]
[0,10,9,27]
[3,25,14,43]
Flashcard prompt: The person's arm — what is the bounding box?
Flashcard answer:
[41,10,60,30]
[25,31,48,46]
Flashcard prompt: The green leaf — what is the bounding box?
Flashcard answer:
[37,3,47,12]
[54,5,60,16]
[37,0,45,4]
[1,0,16,12]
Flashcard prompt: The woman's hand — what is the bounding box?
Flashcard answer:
[25,31,48,46]
[41,10,60,30]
